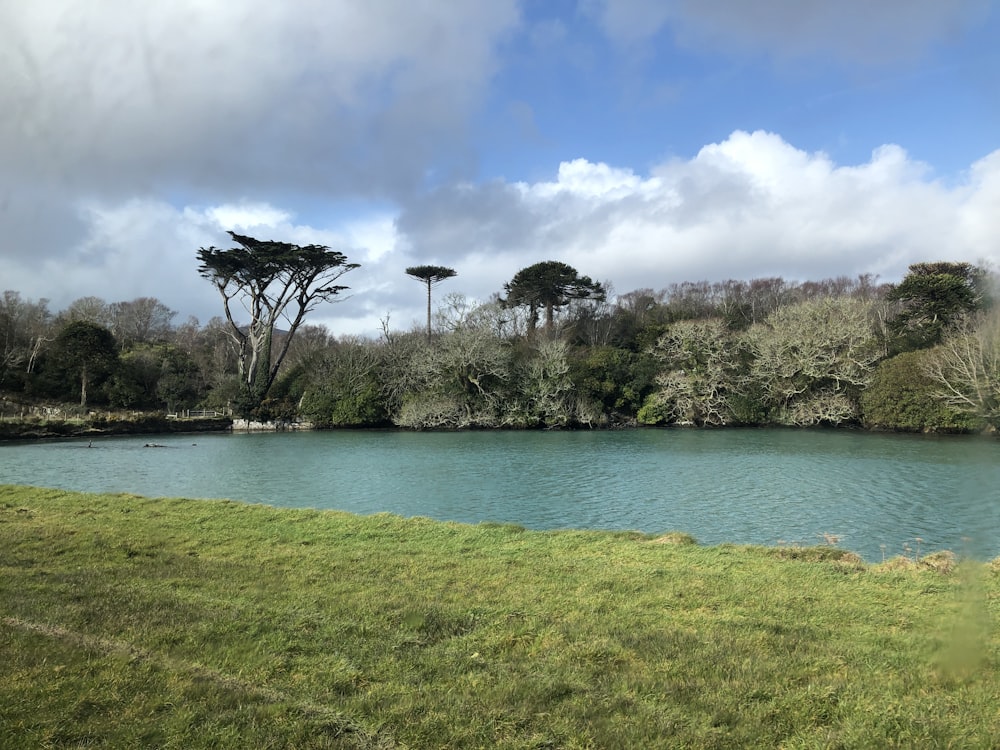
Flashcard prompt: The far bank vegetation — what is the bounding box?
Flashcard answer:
[2,261,997,433]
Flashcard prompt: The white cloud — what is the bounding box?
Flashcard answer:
[1,197,379,329]
[396,131,1000,312]
[205,204,294,233]
[524,159,660,200]
[342,216,400,264]
[0,0,521,329]
[3,3,995,345]
[4,130,999,341]
[956,150,1000,266]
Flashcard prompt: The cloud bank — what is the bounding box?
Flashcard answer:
[5,131,994,338]
[1,2,996,338]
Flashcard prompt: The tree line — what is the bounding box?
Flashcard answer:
[1,234,997,433]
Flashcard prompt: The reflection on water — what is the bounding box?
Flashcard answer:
[2,428,997,561]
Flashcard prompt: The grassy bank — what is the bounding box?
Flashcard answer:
[1,485,997,748]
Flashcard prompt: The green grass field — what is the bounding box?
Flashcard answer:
[2,484,997,748]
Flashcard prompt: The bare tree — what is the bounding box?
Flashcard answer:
[62,296,111,327]
[434,294,525,340]
[280,324,335,373]
[746,297,882,425]
[615,288,664,327]
[516,338,585,427]
[641,318,742,426]
[107,297,176,349]
[923,311,1000,428]
[394,325,512,429]
[0,291,53,382]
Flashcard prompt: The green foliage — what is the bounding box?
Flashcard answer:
[405,265,458,340]
[328,382,387,426]
[861,350,976,432]
[635,397,671,425]
[197,231,360,415]
[3,264,995,432]
[107,345,202,412]
[42,321,119,407]
[197,232,359,296]
[296,341,390,427]
[604,290,672,349]
[502,260,605,333]
[888,261,987,351]
[570,345,657,416]
[155,351,203,413]
[105,348,160,409]
[725,389,769,425]
[3,487,998,749]
[301,379,388,427]
[195,375,243,413]
[405,265,458,283]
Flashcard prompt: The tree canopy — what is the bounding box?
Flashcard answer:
[887,261,987,350]
[502,261,605,334]
[4,258,998,433]
[197,231,359,415]
[51,321,118,407]
[405,265,457,341]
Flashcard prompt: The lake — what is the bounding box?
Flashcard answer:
[1,428,997,561]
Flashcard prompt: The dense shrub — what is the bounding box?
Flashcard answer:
[747,298,882,425]
[860,350,975,432]
[569,345,657,416]
[638,319,743,426]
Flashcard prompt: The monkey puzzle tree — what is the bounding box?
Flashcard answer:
[502,261,605,336]
[405,265,457,341]
[50,321,118,407]
[197,231,359,416]
[887,261,988,351]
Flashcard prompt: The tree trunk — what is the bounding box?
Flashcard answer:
[80,363,88,408]
[426,279,433,341]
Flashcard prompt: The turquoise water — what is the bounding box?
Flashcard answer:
[2,428,997,561]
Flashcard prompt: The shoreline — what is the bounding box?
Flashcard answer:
[1,414,993,442]
[0,416,233,442]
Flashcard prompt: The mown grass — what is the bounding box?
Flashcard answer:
[1,484,997,749]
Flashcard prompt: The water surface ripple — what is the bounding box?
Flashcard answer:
[1,428,997,561]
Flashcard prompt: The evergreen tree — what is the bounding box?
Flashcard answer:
[197,232,359,416]
[502,261,605,335]
[405,265,457,341]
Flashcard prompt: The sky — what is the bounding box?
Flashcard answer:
[2,0,999,338]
